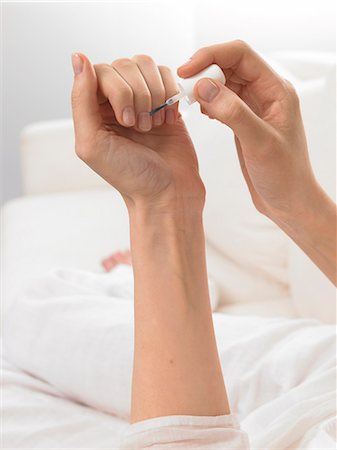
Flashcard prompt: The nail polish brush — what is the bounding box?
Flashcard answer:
[149,64,226,116]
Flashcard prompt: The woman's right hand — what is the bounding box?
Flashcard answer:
[177,40,336,285]
[178,40,318,223]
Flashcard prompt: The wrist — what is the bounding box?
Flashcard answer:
[268,176,321,230]
[128,196,206,272]
[128,194,209,309]
[125,191,205,223]
[123,174,206,218]
[272,181,337,284]
[128,200,204,245]
[272,179,329,233]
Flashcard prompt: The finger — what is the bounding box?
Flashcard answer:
[194,77,272,148]
[177,40,283,87]
[112,58,152,132]
[132,54,166,127]
[71,53,102,153]
[158,65,180,125]
[94,63,135,127]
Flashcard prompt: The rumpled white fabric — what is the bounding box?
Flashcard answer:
[2,353,127,448]
[3,265,336,449]
[119,414,250,449]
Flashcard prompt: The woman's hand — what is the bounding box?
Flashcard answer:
[71,53,205,213]
[178,41,336,285]
[178,40,318,222]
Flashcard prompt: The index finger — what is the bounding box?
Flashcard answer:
[177,40,282,85]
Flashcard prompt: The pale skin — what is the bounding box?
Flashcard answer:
[71,40,336,424]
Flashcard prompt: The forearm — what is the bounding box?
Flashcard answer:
[274,182,337,285]
[128,202,229,423]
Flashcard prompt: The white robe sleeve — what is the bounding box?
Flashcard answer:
[119,414,250,449]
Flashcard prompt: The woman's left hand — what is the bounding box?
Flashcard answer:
[71,53,205,213]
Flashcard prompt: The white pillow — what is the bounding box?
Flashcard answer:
[20,119,108,195]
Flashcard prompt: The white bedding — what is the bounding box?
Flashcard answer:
[2,356,127,449]
[3,265,336,449]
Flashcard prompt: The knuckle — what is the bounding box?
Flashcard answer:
[112,57,133,69]
[132,54,154,65]
[95,64,114,84]
[94,63,112,78]
[74,142,82,158]
[226,98,245,123]
[94,63,108,72]
[284,79,300,105]
[284,78,295,91]
[74,143,91,163]
[254,198,267,215]
[158,65,171,74]
[233,39,250,51]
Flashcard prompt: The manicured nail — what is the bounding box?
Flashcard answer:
[196,79,220,102]
[165,109,175,125]
[138,112,152,131]
[71,53,83,76]
[122,106,136,126]
[152,110,163,126]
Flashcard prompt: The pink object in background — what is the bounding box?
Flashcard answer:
[102,250,132,272]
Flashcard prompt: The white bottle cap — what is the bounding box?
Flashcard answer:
[177,64,226,105]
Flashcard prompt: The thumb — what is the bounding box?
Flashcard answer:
[194,78,269,147]
[71,53,101,150]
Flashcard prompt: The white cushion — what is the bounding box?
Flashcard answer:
[2,188,129,310]
[20,119,108,195]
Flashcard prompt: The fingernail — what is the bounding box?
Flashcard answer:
[196,79,220,102]
[71,53,83,76]
[152,110,163,126]
[122,106,136,126]
[138,112,152,131]
[165,109,175,125]
[179,58,192,68]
